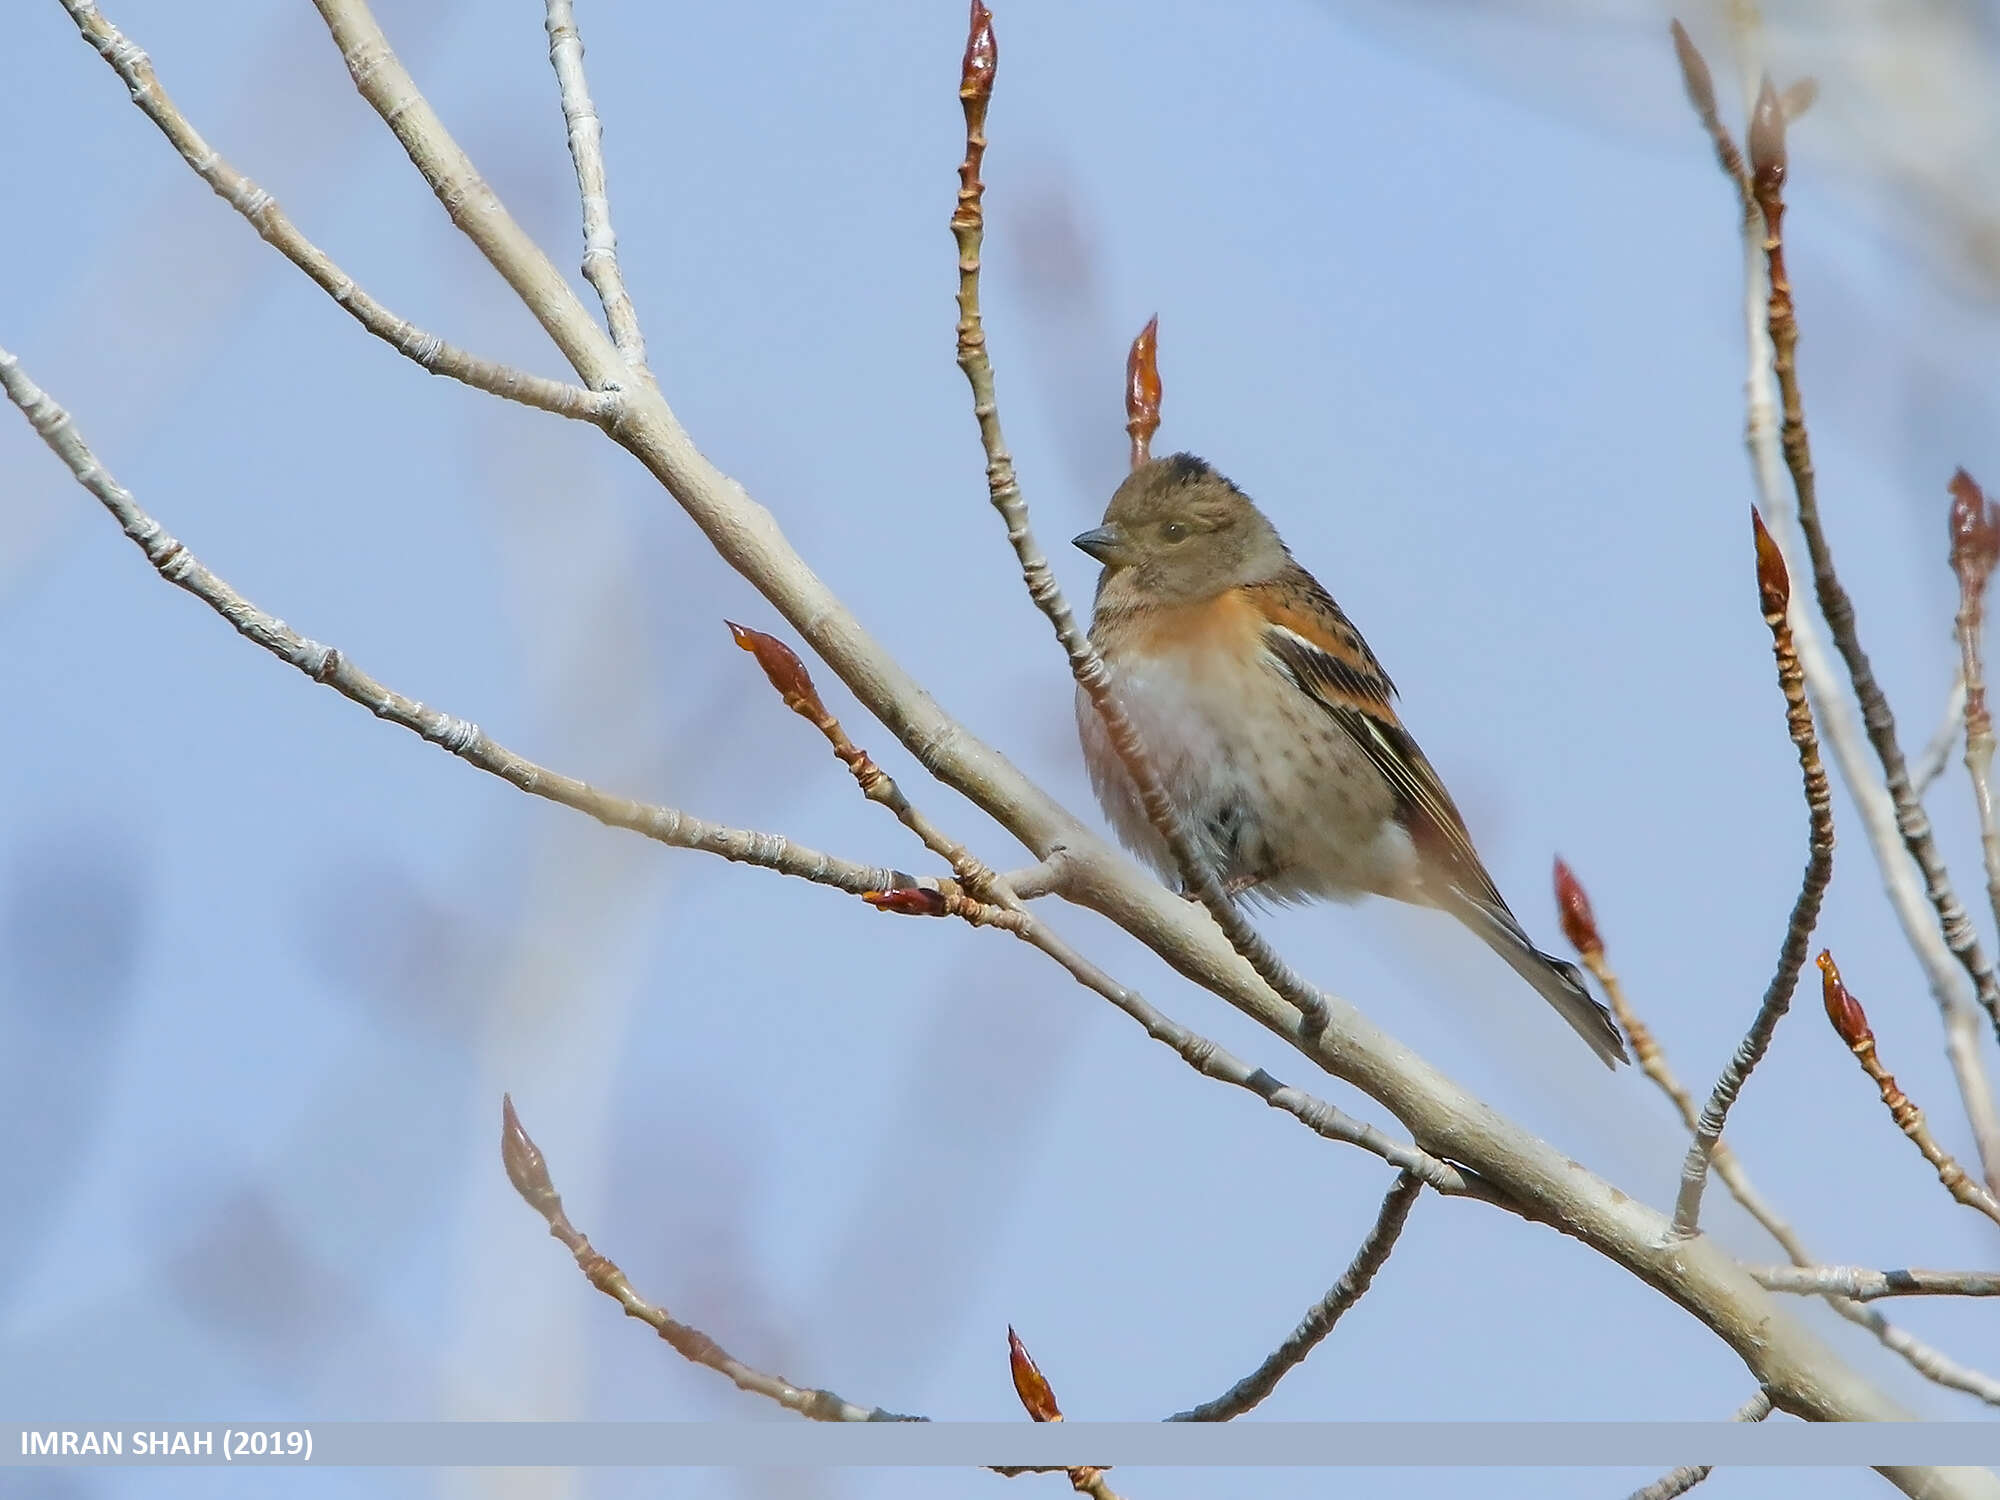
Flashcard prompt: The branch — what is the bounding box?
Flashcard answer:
[58,0,614,423]
[1746,69,2000,1064]
[946,1,1335,1035]
[1556,857,2000,1406]
[1752,1265,2000,1301]
[1674,511,1833,1237]
[0,346,914,900]
[1949,469,2000,937]
[500,1096,921,1422]
[1625,1390,1774,1500]
[544,0,647,368]
[1672,19,2000,1197]
[1819,953,2000,1226]
[1168,1172,1423,1421]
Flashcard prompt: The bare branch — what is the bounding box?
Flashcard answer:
[1625,1390,1774,1500]
[1674,510,1833,1237]
[1674,14,2000,1198]
[1949,468,2000,939]
[0,346,911,900]
[545,0,647,368]
[1557,857,2000,1406]
[1752,1265,2000,1301]
[501,1096,921,1421]
[1819,953,2000,1226]
[58,0,614,423]
[1169,1172,1423,1421]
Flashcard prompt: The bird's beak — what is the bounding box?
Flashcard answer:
[1071,523,1131,566]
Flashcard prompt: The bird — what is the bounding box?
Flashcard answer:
[1071,452,1629,1068]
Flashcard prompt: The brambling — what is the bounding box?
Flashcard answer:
[1072,453,1628,1068]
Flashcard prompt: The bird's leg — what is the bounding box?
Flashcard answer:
[1180,872,1267,901]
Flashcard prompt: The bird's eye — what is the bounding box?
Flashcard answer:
[1160,521,1190,543]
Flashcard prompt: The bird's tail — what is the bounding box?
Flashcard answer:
[1446,890,1629,1069]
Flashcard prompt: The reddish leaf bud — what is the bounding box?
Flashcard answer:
[1668,21,1718,121]
[863,887,951,917]
[1948,468,2000,594]
[727,620,828,719]
[961,0,996,105]
[1816,950,1870,1048]
[1750,508,1791,617]
[1551,857,1604,960]
[1007,1325,1063,1422]
[1748,74,1788,196]
[1125,315,1162,470]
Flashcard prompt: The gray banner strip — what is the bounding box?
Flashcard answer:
[6,1424,2000,1467]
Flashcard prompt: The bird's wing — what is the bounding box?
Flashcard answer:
[1249,568,1511,915]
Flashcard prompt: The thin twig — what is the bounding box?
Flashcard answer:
[500,1097,921,1421]
[1169,1172,1423,1421]
[0,346,915,899]
[1913,672,1969,800]
[1556,857,2000,1406]
[1949,470,2000,940]
[544,0,647,369]
[1625,1390,1774,1500]
[948,3,1334,1033]
[1819,953,2000,1226]
[57,0,614,423]
[1674,511,1833,1237]
[729,622,1006,901]
[1752,1265,2000,1301]
[1672,19,2000,1198]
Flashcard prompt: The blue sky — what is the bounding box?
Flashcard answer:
[3,2,1997,1498]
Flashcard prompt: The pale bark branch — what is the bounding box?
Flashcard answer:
[544,0,646,369]
[1752,1266,2000,1301]
[0,345,907,900]
[1168,1171,1423,1421]
[58,0,615,423]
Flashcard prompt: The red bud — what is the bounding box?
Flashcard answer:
[1125,315,1161,470]
[960,0,996,105]
[1552,857,1603,959]
[1751,508,1791,617]
[1007,1326,1063,1422]
[863,887,950,917]
[1817,950,1870,1048]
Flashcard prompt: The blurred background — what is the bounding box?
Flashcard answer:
[3,1,1998,1496]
